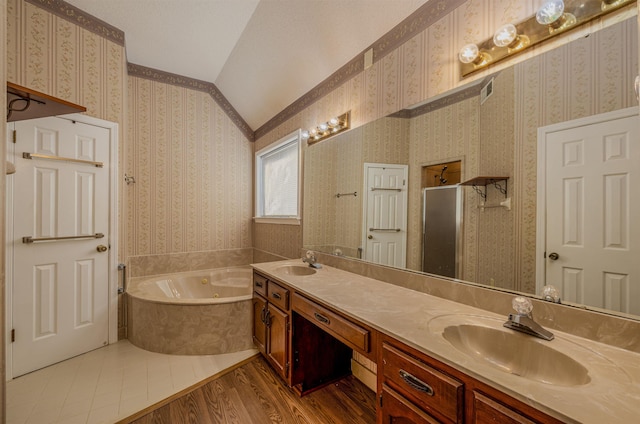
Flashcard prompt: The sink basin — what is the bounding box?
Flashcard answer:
[443,324,590,386]
[273,265,317,276]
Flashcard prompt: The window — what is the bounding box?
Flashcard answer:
[255,130,301,224]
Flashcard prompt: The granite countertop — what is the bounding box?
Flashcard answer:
[252,259,640,424]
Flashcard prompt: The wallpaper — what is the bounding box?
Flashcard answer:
[6,0,128,256]
[304,117,410,258]
[256,0,638,276]
[127,76,253,256]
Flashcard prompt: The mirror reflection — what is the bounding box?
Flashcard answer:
[303,17,639,318]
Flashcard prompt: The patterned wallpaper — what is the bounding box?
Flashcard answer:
[256,1,638,274]
[127,76,253,256]
[304,117,410,258]
[6,0,128,256]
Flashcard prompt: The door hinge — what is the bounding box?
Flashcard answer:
[11,329,15,342]
[12,130,17,144]
[285,361,290,376]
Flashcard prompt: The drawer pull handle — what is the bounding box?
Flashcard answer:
[255,281,263,288]
[314,312,330,325]
[260,306,266,324]
[264,309,271,327]
[271,292,282,300]
[399,370,434,396]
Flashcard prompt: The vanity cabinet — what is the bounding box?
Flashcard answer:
[377,335,565,424]
[252,272,291,382]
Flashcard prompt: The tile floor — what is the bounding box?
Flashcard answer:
[6,340,259,424]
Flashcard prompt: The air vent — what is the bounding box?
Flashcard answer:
[480,78,494,105]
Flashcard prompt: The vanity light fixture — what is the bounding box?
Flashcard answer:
[302,111,351,145]
[459,0,635,77]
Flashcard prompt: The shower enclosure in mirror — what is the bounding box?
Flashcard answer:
[303,16,639,319]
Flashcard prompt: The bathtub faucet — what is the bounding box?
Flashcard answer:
[302,250,322,269]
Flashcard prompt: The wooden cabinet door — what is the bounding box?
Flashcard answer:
[252,295,267,355]
[267,304,290,379]
[471,391,536,424]
[380,385,441,424]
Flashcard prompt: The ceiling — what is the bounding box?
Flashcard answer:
[63,0,429,130]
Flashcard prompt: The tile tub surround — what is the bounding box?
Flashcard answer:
[127,269,253,355]
[127,248,253,278]
[310,251,640,353]
[253,259,640,424]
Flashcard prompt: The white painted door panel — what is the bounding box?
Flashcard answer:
[363,164,408,268]
[12,117,110,377]
[545,114,639,315]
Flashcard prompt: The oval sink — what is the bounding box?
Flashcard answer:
[443,325,590,386]
[273,265,317,276]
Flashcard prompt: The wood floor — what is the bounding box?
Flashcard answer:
[122,356,377,424]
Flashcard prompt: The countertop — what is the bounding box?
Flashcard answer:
[252,259,640,424]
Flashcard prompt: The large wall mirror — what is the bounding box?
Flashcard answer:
[303,16,639,319]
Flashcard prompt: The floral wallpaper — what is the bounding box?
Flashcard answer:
[127,76,253,256]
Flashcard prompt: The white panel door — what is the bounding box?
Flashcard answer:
[363,163,408,268]
[12,117,110,377]
[544,112,640,315]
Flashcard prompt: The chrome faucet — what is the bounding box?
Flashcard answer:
[302,250,322,269]
[503,296,554,341]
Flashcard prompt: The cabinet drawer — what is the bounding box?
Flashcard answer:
[293,293,370,353]
[268,281,290,311]
[382,342,463,424]
[253,273,268,297]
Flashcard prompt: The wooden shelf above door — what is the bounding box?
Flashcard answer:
[7,82,86,122]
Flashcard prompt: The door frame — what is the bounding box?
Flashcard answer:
[5,113,119,380]
[535,106,638,295]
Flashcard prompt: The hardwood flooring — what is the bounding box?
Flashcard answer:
[122,356,377,424]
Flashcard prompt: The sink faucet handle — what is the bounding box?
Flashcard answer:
[512,296,533,316]
[541,284,561,303]
[304,250,316,263]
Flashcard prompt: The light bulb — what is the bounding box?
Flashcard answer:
[536,0,565,25]
[493,24,517,47]
[329,117,339,127]
[319,123,328,132]
[301,130,310,139]
[458,44,479,64]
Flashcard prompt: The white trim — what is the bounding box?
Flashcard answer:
[5,114,119,380]
[535,106,638,295]
[253,217,301,225]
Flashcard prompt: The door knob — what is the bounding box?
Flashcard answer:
[368,235,373,239]
[548,252,559,261]
[96,245,108,253]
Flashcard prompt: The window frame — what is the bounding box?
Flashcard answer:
[254,129,302,225]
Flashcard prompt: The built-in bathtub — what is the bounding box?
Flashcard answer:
[127,266,254,355]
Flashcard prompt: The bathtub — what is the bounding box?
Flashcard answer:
[127,267,254,355]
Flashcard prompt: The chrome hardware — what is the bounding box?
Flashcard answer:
[369,228,401,232]
[503,296,554,341]
[96,245,108,253]
[548,252,559,260]
[23,233,104,244]
[23,152,103,168]
[314,312,330,325]
[399,370,434,396]
[117,263,126,294]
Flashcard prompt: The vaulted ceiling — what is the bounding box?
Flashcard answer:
[63,0,430,130]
